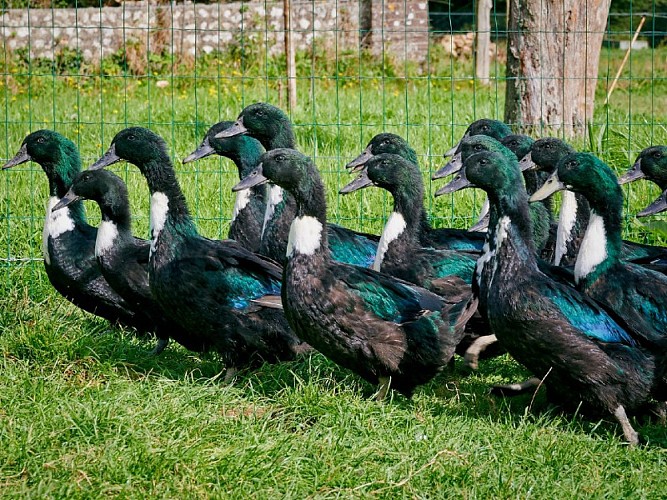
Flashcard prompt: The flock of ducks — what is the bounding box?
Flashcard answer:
[5,102,667,445]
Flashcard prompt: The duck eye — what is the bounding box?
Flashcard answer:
[567,160,577,168]
[474,145,482,151]
[654,151,662,159]
[36,137,45,144]
[128,134,136,141]
[276,154,286,162]
[481,125,489,131]
[479,158,488,165]
[545,143,552,150]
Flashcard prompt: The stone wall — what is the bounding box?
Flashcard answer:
[0,0,429,62]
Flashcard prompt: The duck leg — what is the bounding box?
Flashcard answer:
[613,405,640,446]
[376,376,391,401]
[223,366,238,384]
[464,334,497,370]
[149,337,170,356]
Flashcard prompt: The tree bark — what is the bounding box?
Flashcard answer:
[504,0,611,138]
[476,0,493,85]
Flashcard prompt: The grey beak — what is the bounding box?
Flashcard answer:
[89,143,122,170]
[3,143,31,169]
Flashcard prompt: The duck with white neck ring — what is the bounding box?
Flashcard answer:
[531,152,667,352]
[88,127,309,378]
[233,148,478,399]
[440,149,665,445]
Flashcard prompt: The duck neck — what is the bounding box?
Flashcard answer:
[264,123,296,151]
[388,183,423,244]
[98,195,133,236]
[573,188,623,287]
[286,182,329,263]
[45,159,87,225]
[477,186,539,291]
[231,142,264,180]
[140,156,198,256]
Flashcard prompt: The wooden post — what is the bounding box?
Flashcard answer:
[475,0,492,85]
[284,0,297,111]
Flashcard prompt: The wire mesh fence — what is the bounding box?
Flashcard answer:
[1,0,666,276]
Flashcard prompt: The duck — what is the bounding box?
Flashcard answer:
[341,152,495,368]
[232,148,478,398]
[2,130,151,333]
[88,127,308,379]
[530,152,667,349]
[519,137,663,265]
[52,168,216,355]
[216,102,379,267]
[619,146,667,190]
[345,132,485,252]
[434,135,552,255]
[183,121,267,253]
[439,149,665,445]
[340,153,477,295]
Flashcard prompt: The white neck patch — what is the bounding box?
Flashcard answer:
[232,188,251,222]
[261,185,283,239]
[150,192,169,257]
[574,210,607,284]
[475,216,510,287]
[373,212,407,271]
[95,220,119,257]
[554,190,578,265]
[43,196,76,265]
[286,215,323,257]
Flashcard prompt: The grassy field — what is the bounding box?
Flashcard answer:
[1,45,667,497]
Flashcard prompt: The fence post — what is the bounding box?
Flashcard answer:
[475,0,492,85]
[284,0,297,110]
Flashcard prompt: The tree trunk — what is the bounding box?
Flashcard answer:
[475,0,493,85]
[504,0,611,138]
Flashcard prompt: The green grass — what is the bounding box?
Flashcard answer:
[1,46,667,497]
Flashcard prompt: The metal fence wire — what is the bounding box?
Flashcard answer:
[1,1,666,276]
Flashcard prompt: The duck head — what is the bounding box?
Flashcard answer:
[436,149,523,201]
[433,135,512,190]
[340,153,421,199]
[90,127,167,174]
[530,152,620,207]
[183,120,265,177]
[519,137,575,173]
[53,169,127,213]
[500,134,534,160]
[620,146,667,190]
[442,118,511,159]
[215,103,295,150]
[232,148,319,206]
[3,130,81,195]
[346,133,417,172]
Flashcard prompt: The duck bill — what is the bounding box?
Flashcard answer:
[345,147,373,172]
[529,171,566,201]
[3,143,31,169]
[618,160,645,185]
[519,151,539,172]
[214,117,247,139]
[183,137,215,164]
[638,191,667,217]
[339,170,373,194]
[232,163,268,192]
[432,152,462,180]
[469,215,489,232]
[89,144,121,171]
[52,188,81,212]
[434,170,472,197]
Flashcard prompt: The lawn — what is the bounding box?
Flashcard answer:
[1,44,667,497]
